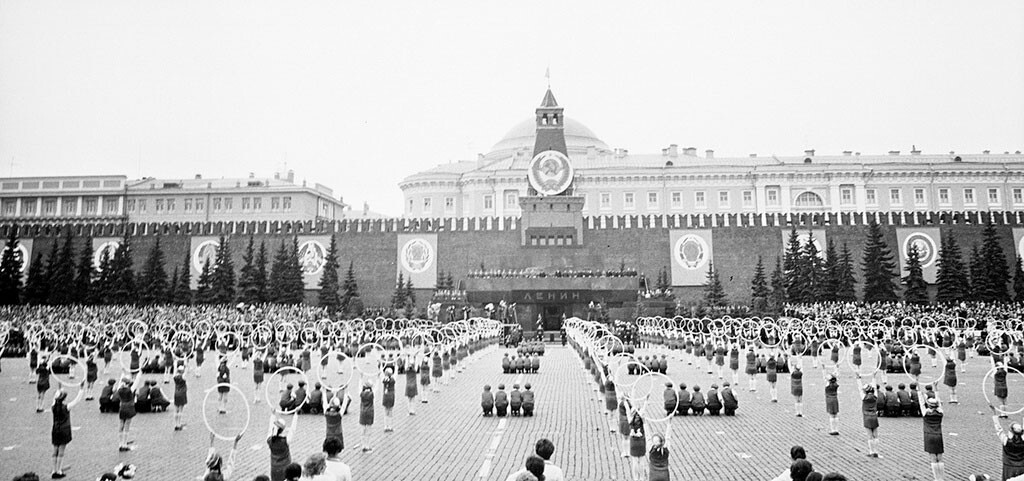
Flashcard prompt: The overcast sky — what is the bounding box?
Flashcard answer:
[2,1,1023,216]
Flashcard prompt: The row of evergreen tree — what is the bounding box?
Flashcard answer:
[704,221,1024,309]
[0,228,366,316]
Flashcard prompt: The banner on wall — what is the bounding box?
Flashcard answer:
[297,236,332,289]
[1013,228,1024,260]
[92,237,121,271]
[669,229,714,286]
[189,236,220,289]
[779,228,828,259]
[896,228,941,284]
[396,234,438,288]
[2,238,33,276]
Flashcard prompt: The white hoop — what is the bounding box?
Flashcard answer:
[264,366,310,414]
[983,364,1024,416]
[202,383,251,440]
[49,353,86,388]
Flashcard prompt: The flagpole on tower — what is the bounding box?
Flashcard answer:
[545,66,550,89]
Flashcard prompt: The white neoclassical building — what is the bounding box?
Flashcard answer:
[400,90,1024,219]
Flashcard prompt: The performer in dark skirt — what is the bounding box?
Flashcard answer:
[648,433,670,481]
[604,373,618,431]
[173,365,188,431]
[995,362,1010,417]
[85,354,98,401]
[618,397,631,458]
[791,365,804,417]
[419,357,431,403]
[824,371,840,435]
[857,377,881,458]
[921,394,945,480]
[766,356,779,402]
[628,407,646,481]
[36,357,52,412]
[50,380,85,479]
[253,353,265,404]
[404,356,418,414]
[323,392,345,450]
[358,381,374,453]
[217,358,231,413]
[943,358,959,403]
[745,347,758,392]
[117,373,143,451]
[381,367,396,432]
[991,404,1024,481]
[430,352,442,393]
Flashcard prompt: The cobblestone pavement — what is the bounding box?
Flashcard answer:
[0,345,1007,480]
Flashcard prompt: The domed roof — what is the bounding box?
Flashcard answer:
[487,117,609,159]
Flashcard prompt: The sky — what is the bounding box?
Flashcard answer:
[1,1,1023,216]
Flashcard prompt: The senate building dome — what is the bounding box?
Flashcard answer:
[485,116,610,160]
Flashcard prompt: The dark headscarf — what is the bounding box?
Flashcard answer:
[790,459,814,481]
[790,445,806,460]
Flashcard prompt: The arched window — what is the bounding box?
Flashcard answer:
[541,115,548,125]
[552,114,559,125]
[794,191,824,207]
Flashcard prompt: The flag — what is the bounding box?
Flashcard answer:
[669,230,714,286]
[896,228,941,283]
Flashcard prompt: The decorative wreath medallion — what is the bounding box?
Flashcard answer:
[527,150,573,196]
[674,234,709,270]
[298,240,327,276]
[93,241,121,271]
[2,244,29,274]
[400,238,434,274]
[796,233,826,260]
[904,232,937,269]
[192,240,220,273]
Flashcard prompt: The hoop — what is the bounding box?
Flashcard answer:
[901,344,947,386]
[627,371,676,423]
[845,340,881,378]
[983,364,1024,416]
[316,351,354,392]
[49,353,86,388]
[119,339,151,374]
[202,383,251,440]
[264,366,310,414]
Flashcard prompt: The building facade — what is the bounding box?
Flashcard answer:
[400,90,1024,219]
[0,171,350,224]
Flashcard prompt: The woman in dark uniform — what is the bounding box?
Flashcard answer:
[381,367,396,432]
[745,347,758,392]
[50,381,85,479]
[404,355,418,414]
[267,413,298,481]
[791,365,804,417]
[604,371,618,431]
[173,365,188,431]
[714,343,726,380]
[85,354,98,400]
[618,397,631,458]
[991,405,1024,480]
[766,356,779,402]
[36,356,52,412]
[358,381,374,453]
[323,392,344,449]
[995,363,1010,417]
[824,372,840,435]
[728,344,741,385]
[628,407,646,481]
[943,358,958,403]
[217,358,231,413]
[648,433,670,481]
[857,377,881,458]
[419,355,431,403]
[430,352,443,393]
[117,373,142,451]
[921,394,945,480]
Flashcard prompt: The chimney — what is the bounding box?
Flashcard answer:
[705,149,714,159]
[842,151,853,156]
[194,174,202,180]
[683,147,697,156]
[749,153,757,158]
[983,150,991,154]
[274,172,280,180]
[661,148,668,157]
[804,149,815,157]
[669,144,678,158]
[287,170,295,183]
[248,172,255,179]
[888,150,900,156]
[911,149,921,155]
[586,146,596,160]
[363,201,369,214]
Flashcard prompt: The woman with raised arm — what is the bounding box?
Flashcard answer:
[35,354,51,412]
[116,372,143,451]
[628,403,646,481]
[172,365,188,431]
[855,375,881,458]
[920,389,945,481]
[358,379,375,452]
[648,433,670,481]
[267,411,300,481]
[49,380,85,478]
[202,431,242,481]
[823,370,840,435]
[992,404,1024,480]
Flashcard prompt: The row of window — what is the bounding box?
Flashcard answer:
[409,192,519,214]
[1,197,117,217]
[866,187,1016,206]
[126,196,293,214]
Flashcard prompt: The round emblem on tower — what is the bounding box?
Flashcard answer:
[527,150,573,196]
[903,232,937,269]
[400,238,434,274]
[674,234,709,270]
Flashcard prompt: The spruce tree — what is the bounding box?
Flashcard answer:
[750,256,769,300]
[108,235,136,304]
[196,257,214,304]
[968,244,985,300]
[0,226,24,305]
[48,233,76,304]
[796,231,823,303]
[168,267,179,304]
[391,272,407,310]
[73,235,94,304]
[317,235,341,312]
[210,235,236,304]
[445,271,455,290]
[782,227,803,304]
[341,261,360,317]
[768,256,786,312]
[173,251,193,305]
[835,243,858,303]
[435,270,446,290]
[139,238,169,305]
[935,235,969,304]
[282,236,305,304]
[405,277,416,309]
[268,240,290,303]
[656,267,671,292]
[819,238,840,302]
[861,221,899,304]
[902,243,929,305]
[237,236,260,304]
[1013,256,1024,303]
[703,261,727,307]
[43,239,60,304]
[23,252,49,304]
[979,222,1011,302]
[255,240,268,303]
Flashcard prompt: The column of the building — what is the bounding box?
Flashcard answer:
[15,198,22,218]
[829,184,842,213]
[34,196,41,216]
[96,196,103,217]
[118,196,125,216]
[780,183,793,213]
[854,182,867,213]
[76,196,83,216]
[55,197,62,218]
